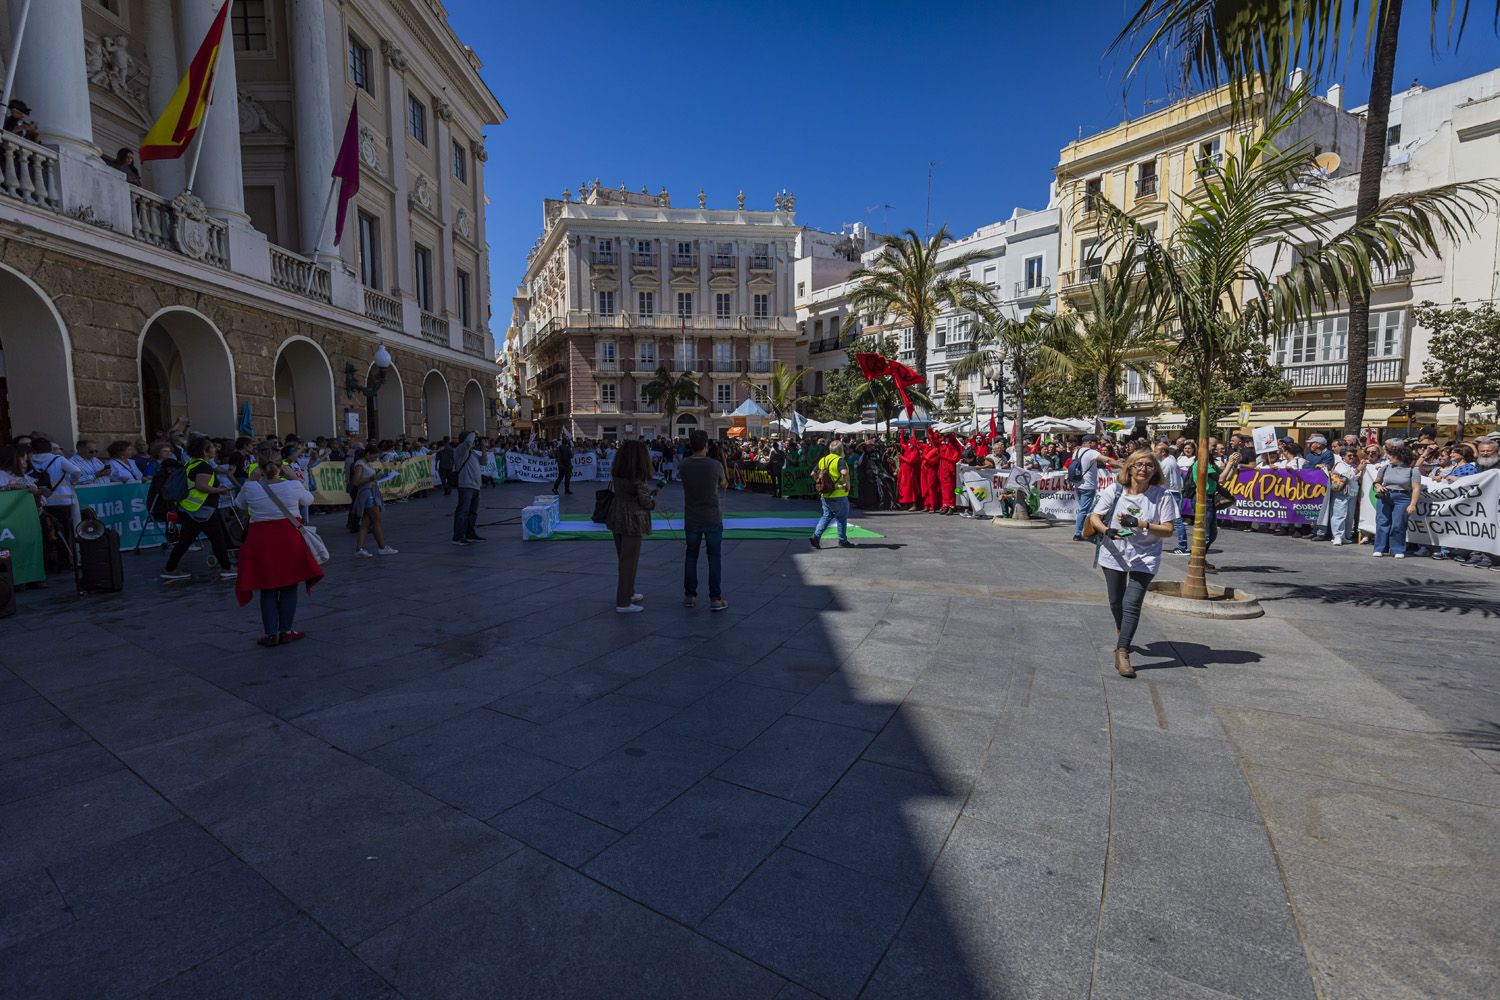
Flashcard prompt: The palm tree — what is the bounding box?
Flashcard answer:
[1113,0,1496,435]
[746,360,813,423]
[640,365,706,436]
[952,301,1070,470]
[843,227,995,378]
[1094,94,1497,599]
[1050,244,1170,417]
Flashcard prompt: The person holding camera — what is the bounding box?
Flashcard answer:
[1086,449,1177,679]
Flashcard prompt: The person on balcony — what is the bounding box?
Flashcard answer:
[102,147,142,185]
[4,99,39,142]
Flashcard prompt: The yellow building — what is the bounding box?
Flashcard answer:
[1052,82,1363,431]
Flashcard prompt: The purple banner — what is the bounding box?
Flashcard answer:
[1183,468,1331,526]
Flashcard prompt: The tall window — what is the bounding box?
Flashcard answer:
[413,245,433,310]
[456,270,472,327]
[1084,177,1102,213]
[349,35,372,92]
[637,291,654,318]
[935,321,947,348]
[1024,255,1044,289]
[716,383,733,407]
[1123,369,1152,398]
[714,341,733,366]
[597,290,615,316]
[752,342,771,369]
[715,293,733,320]
[752,293,769,321]
[675,241,694,266]
[751,242,770,268]
[1196,136,1223,172]
[599,341,617,367]
[638,340,656,367]
[596,238,615,264]
[713,242,734,268]
[408,94,427,144]
[1136,159,1157,196]
[232,0,268,51]
[357,212,380,289]
[451,141,467,182]
[601,382,617,404]
[633,239,654,265]
[677,292,693,317]
[982,265,997,287]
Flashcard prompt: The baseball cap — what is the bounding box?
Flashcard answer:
[1308,434,1327,444]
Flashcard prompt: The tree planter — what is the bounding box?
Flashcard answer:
[1145,581,1263,619]
[992,515,1051,529]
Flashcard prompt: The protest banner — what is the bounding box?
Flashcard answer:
[308,455,435,506]
[1359,467,1499,555]
[502,450,597,484]
[1208,467,1331,526]
[74,482,166,549]
[0,490,46,585]
[958,466,1004,516]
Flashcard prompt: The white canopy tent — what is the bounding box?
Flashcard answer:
[1024,416,1094,434]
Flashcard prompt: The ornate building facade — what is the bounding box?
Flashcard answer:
[508,183,800,441]
[0,0,504,447]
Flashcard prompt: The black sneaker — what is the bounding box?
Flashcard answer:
[808,536,820,549]
[838,540,853,548]
[451,539,469,546]
[467,535,486,542]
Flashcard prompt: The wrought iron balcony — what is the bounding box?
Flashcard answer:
[1282,357,1404,388]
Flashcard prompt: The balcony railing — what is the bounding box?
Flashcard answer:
[1373,262,1415,286]
[595,356,620,372]
[750,255,771,270]
[462,329,485,356]
[636,402,660,413]
[1061,263,1104,289]
[1135,175,1158,198]
[1015,277,1052,298]
[711,359,746,373]
[632,252,656,267]
[810,337,844,354]
[672,254,696,268]
[130,188,229,271]
[269,246,331,303]
[0,132,61,211]
[749,359,772,373]
[419,310,447,345]
[364,288,403,332]
[1282,357,1404,388]
[943,341,976,359]
[711,255,736,269]
[593,251,616,265]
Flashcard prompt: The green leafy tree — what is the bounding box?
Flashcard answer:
[1413,300,1500,432]
[1021,373,1098,420]
[640,365,707,434]
[843,227,994,378]
[1094,94,1497,599]
[746,360,814,422]
[1161,337,1293,438]
[1114,0,1498,435]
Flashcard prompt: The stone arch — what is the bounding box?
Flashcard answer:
[674,413,698,437]
[0,262,76,445]
[138,306,237,438]
[272,335,336,440]
[422,369,452,440]
[368,359,405,440]
[462,379,486,435]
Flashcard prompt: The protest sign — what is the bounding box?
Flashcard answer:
[74,482,166,549]
[1359,467,1499,555]
[0,490,45,584]
[502,450,597,484]
[308,455,435,506]
[957,466,1004,516]
[1209,467,1331,526]
[1251,427,1278,454]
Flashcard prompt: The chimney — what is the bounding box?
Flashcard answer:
[1326,83,1343,110]
[1290,67,1307,92]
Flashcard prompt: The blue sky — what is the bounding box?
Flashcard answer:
[444,0,1499,319]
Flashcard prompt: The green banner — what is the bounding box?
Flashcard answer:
[0,490,46,585]
[75,482,167,549]
[308,455,435,505]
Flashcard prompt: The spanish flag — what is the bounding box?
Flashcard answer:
[140,1,232,161]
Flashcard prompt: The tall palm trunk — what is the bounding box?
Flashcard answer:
[1344,0,1403,436]
[1096,371,1121,419]
[1183,349,1214,600]
[914,320,929,379]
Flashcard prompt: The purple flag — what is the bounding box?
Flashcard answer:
[332,103,360,246]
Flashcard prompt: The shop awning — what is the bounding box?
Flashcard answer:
[1152,412,1188,430]
[1217,407,1310,427]
[1436,403,1498,426]
[1293,408,1347,427]
[1362,406,1407,429]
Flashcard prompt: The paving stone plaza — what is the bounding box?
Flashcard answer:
[2,484,1497,999]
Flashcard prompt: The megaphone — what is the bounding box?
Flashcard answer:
[76,507,107,542]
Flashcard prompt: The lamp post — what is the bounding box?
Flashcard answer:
[343,345,392,436]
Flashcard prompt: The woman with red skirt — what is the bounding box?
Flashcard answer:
[897,431,921,510]
[234,446,323,647]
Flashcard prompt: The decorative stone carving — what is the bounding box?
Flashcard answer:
[736,190,745,210]
[470,141,488,163]
[237,92,287,137]
[698,188,706,209]
[774,191,784,211]
[562,188,571,202]
[379,39,409,72]
[658,186,670,207]
[85,34,148,114]
[170,192,213,261]
[408,172,436,213]
[358,125,383,170]
[455,207,474,240]
[785,192,796,214]
[434,99,453,122]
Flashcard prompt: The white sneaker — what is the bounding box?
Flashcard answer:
[218,570,237,580]
[377,547,399,555]
[355,549,373,558]
[1393,552,1405,559]
[1371,551,1385,557]
[631,593,644,603]
[1332,538,1344,546]
[615,604,644,614]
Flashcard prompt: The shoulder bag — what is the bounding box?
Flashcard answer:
[258,481,329,564]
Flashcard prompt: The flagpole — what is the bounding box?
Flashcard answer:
[1,0,34,120]
[303,176,340,294]
[184,0,233,195]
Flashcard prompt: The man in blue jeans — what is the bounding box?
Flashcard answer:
[810,440,853,549]
[678,430,729,611]
[1070,434,1114,540]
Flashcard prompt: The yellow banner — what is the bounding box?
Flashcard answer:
[309,455,434,506]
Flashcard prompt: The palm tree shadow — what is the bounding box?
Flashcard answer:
[1445,722,1500,753]
[1257,577,1500,618]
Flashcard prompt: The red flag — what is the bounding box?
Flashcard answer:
[332,103,361,246]
[855,353,892,381]
[989,412,997,440]
[887,359,925,415]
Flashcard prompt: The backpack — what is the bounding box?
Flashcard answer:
[813,457,842,495]
[157,462,191,507]
[1067,449,1089,486]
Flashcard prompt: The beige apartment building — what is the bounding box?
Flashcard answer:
[508,183,800,441]
[0,0,504,447]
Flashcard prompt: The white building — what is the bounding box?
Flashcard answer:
[508,184,801,441]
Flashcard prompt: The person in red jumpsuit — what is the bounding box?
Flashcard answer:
[937,433,962,514]
[920,434,941,512]
[974,433,991,462]
[897,430,921,510]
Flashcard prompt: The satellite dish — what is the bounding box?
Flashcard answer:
[1313,152,1342,174]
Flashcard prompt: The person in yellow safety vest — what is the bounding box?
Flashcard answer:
[809,440,853,549]
[161,437,237,582]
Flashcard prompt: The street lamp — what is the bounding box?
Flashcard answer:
[344,344,392,399]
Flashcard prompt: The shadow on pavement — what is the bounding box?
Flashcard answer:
[1131,641,1265,672]
[1256,577,1500,618]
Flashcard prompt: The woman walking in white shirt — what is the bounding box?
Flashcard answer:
[233,446,323,647]
[1086,449,1178,678]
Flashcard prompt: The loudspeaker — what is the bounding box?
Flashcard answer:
[76,526,124,594]
[0,554,16,618]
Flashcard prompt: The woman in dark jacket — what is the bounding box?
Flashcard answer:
[607,439,657,613]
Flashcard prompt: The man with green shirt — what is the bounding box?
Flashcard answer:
[809,440,853,549]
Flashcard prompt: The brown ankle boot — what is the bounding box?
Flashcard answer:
[1114,648,1136,678]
